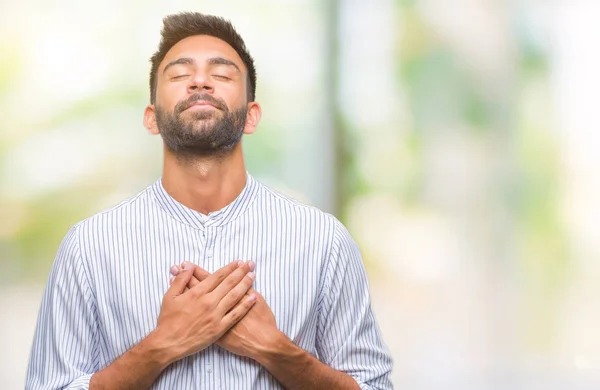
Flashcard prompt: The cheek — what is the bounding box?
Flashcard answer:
[158,98,182,114]
[157,82,187,110]
[222,84,248,110]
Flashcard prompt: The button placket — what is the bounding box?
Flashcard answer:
[198,228,208,264]
[205,346,215,387]
[205,226,216,262]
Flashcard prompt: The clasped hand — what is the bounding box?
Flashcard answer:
[157,260,279,363]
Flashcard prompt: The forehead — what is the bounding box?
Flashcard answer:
[160,35,247,73]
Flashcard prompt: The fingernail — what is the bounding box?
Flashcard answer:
[237,260,243,267]
[247,272,255,280]
[170,265,179,275]
[248,261,255,271]
[169,276,175,284]
[182,261,194,270]
[249,293,257,302]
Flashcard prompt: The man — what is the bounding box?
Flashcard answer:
[26,12,393,390]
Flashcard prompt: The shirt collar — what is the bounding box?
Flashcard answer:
[150,172,259,230]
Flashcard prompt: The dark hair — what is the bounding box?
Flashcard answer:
[149,12,256,104]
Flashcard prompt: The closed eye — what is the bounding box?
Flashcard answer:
[213,75,231,81]
[171,75,189,81]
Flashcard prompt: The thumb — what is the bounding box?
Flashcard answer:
[166,265,195,298]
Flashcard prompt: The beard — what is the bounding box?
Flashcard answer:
[155,93,248,160]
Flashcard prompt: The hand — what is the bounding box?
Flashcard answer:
[156,260,257,364]
[170,262,281,360]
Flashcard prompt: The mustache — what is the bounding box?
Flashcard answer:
[175,93,227,114]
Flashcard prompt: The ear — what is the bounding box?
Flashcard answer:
[243,101,262,135]
[144,105,160,135]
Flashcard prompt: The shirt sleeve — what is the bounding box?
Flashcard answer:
[26,224,98,390]
[317,219,394,390]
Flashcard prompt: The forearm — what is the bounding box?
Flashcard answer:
[89,330,174,390]
[254,332,360,390]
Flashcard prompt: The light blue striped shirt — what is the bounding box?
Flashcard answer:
[26,173,393,389]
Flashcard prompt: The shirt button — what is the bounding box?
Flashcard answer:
[207,250,213,258]
[207,367,212,373]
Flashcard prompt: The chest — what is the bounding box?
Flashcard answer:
[86,220,327,363]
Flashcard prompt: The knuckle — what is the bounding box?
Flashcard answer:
[228,290,242,304]
[201,295,217,310]
[222,277,236,290]
[205,313,215,324]
[189,288,202,299]
[217,267,231,278]
[212,275,226,287]
[229,310,240,322]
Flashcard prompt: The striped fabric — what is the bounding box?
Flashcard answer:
[26,173,393,389]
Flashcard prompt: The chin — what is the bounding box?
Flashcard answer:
[187,110,221,121]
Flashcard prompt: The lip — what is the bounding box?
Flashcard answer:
[185,101,218,111]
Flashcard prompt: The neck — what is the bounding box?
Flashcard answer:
[161,143,247,215]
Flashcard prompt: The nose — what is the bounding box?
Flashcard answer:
[187,70,214,94]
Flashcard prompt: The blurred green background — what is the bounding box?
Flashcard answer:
[2,0,600,388]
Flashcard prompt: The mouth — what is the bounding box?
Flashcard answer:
[185,101,220,111]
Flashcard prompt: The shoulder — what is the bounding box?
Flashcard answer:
[252,178,360,258]
[69,182,156,239]
[255,179,342,231]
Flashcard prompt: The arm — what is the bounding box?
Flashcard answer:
[314,221,393,389]
[26,225,99,390]
[87,268,194,390]
[214,284,360,389]
[252,332,360,390]
[88,330,172,390]
[26,224,256,390]
[248,220,393,389]
[170,254,372,389]
[89,261,256,390]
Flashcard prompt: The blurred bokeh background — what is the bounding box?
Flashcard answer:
[1,0,599,388]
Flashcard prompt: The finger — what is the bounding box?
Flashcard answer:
[184,262,211,288]
[177,278,260,297]
[247,288,263,301]
[190,263,211,282]
[170,265,180,277]
[165,265,195,298]
[169,273,191,292]
[217,271,255,313]
[169,266,192,288]
[221,293,257,329]
[209,261,254,300]
[196,260,244,293]
[168,276,190,291]
[171,263,208,288]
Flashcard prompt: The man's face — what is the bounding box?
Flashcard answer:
[153,35,250,158]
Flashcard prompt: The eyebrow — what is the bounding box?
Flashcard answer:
[207,57,241,72]
[162,57,195,74]
[162,56,241,74]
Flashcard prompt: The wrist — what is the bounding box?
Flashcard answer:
[253,331,308,369]
[141,328,180,368]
